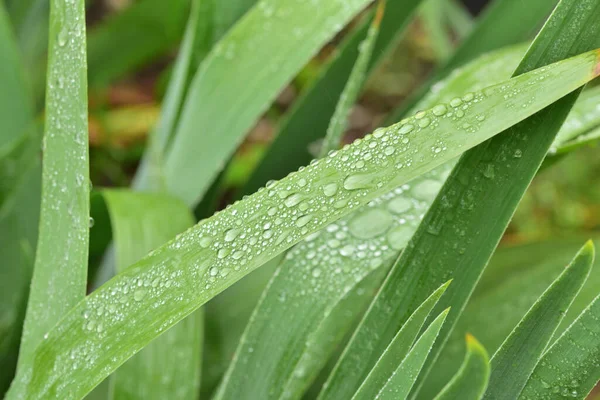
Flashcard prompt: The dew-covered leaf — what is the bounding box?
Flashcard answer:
[7,0,89,396]
[8,52,600,399]
[483,241,594,400]
[350,282,451,400]
[519,286,600,399]
[373,309,449,400]
[432,334,489,400]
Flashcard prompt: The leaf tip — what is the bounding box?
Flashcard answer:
[374,0,386,27]
[582,239,595,259]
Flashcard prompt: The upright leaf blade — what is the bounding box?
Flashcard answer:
[483,242,595,400]
[351,282,451,400]
[433,334,490,400]
[102,190,202,400]
[374,309,449,400]
[9,0,89,392]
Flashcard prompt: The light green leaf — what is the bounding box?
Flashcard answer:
[9,0,89,395]
[241,0,424,196]
[483,241,595,400]
[420,0,454,62]
[351,282,451,400]
[433,334,490,400]
[87,0,189,87]
[319,2,600,399]
[374,309,450,400]
[8,52,600,399]
[165,0,377,206]
[444,0,474,40]
[319,0,384,158]
[520,286,600,399]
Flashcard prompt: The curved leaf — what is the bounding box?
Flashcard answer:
[433,334,489,400]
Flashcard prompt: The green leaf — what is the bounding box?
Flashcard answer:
[421,236,600,399]
[443,0,474,40]
[373,309,450,400]
[420,0,454,62]
[8,53,600,399]
[164,0,379,206]
[520,283,600,399]
[318,2,600,399]
[433,334,490,400]
[319,0,384,158]
[351,282,451,400]
[213,0,258,39]
[483,241,595,400]
[8,0,89,394]
[102,190,202,400]
[387,0,559,123]
[241,0,424,196]
[87,0,189,87]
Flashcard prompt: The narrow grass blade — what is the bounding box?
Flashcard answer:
[8,54,600,399]
[87,0,188,87]
[241,0,424,196]
[444,0,474,40]
[133,0,214,192]
[483,242,594,400]
[387,0,558,123]
[102,190,202,400]
[164,0,378,206]
[374,309,450,400]
[420,0,454,62]
[433,334,490,400]
[351,283,451,400]
[213,0,258,39]
[520,290,600,399]
[9,0,89,394]
[319,2,600,399]
[319,0,384,158]
[422,236,600,399]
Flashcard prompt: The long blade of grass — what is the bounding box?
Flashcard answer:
[420,0,454,62]
[102,190,202,400]
[241,0,424,196]
[213,0,258,39]
[374,309,450,400]
[87,0,189,87]
[214,43,600,400]
[422,236,600,399]
[8,54,600,399]
[318,2,600,399]
[432,334,490,400]
[444,0,474,40]
[386,0,559,123]
[483,241,594,399]
[519,291,600,399]
[164,0,380,206]
[8,0,89,392]
[351,283,451,400]
[319,0,384,158]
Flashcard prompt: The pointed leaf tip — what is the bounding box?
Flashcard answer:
[465,334,487,357]
[374,0,386,26]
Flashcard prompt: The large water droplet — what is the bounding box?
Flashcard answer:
[349,209,393,239]
[323,183,338,197]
